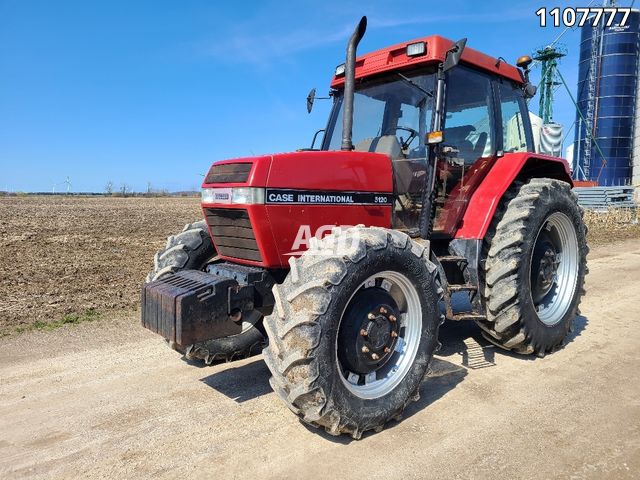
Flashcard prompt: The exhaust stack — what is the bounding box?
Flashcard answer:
[341,16,367,151]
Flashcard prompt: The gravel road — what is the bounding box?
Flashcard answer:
[1,239,639,480]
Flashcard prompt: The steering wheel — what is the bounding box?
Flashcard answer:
[396,126,419,150]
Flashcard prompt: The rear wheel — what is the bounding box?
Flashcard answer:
[478,178,588,355]
[146,220,265,363]
[263,227,442,438]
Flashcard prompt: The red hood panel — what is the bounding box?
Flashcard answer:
[202,151,393,192]
[265,151,393,192]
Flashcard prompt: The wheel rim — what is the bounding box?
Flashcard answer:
[529,212,579,326]
[337,271,422,399]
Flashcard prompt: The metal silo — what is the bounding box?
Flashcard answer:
[574,9,640,185]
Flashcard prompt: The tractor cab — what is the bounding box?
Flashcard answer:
[320,35,535,237]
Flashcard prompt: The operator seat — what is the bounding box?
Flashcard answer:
[354,135,403,159]
[443,125,476,165]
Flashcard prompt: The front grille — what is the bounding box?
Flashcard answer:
[204,208,262,262]
[205,163,252,183]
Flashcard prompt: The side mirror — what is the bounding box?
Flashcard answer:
[306,88,316,114]
[524,83,537,99]
[443,38,467,72]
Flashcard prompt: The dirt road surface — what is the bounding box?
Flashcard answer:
[1,240,639,479]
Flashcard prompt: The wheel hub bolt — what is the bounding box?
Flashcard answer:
[371,353,380,360]
[384,347,391,353]
[367,313,376,320]
[360,329,368,337]
[391,331,398,338]
[379,307,387,314]
[362,346,370,353]
[389,315,397,322]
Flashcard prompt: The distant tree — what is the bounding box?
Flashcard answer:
[120,183,131,197]
[105,181,113,195]
[146,181,153,195]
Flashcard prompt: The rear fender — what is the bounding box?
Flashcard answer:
[454,153,572,240]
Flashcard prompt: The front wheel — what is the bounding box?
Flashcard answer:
[478,178,588,355]
[263,227,443,438]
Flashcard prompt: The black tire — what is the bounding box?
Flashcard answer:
[146,220,265,364]
[263,227,443,439]
[478,178,588,355]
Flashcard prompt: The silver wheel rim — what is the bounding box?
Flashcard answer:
[530,212,579,326]
[337,271,422,399]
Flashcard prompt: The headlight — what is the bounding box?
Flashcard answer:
[335,63,346,76]
[231,187,265,204]
[406,42,426,57]
[201,187,264,205]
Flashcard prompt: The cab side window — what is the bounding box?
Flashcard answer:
[498,81,531,153]
[444,67,495,164]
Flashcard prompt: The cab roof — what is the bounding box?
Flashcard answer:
[330,35,524,88]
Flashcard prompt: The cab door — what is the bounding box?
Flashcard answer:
[433,66,498,237]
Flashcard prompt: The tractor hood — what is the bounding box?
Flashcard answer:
[202,150,393,192]
[200,150,394,267]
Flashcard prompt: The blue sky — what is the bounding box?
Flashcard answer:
[0,0,597,192]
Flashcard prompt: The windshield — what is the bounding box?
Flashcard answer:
[323,71,436,154]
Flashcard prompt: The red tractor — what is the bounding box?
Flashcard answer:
[142,17,588,438]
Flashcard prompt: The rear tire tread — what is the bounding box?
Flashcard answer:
[478,179,588,355]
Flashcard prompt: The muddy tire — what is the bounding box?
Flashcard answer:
[263,227,442,439]
[146,220,265,364]
[478,178,588,355]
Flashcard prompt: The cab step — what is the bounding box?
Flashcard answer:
[448,284,478,293]
[437,255,468,264]
[450,312,486,321]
